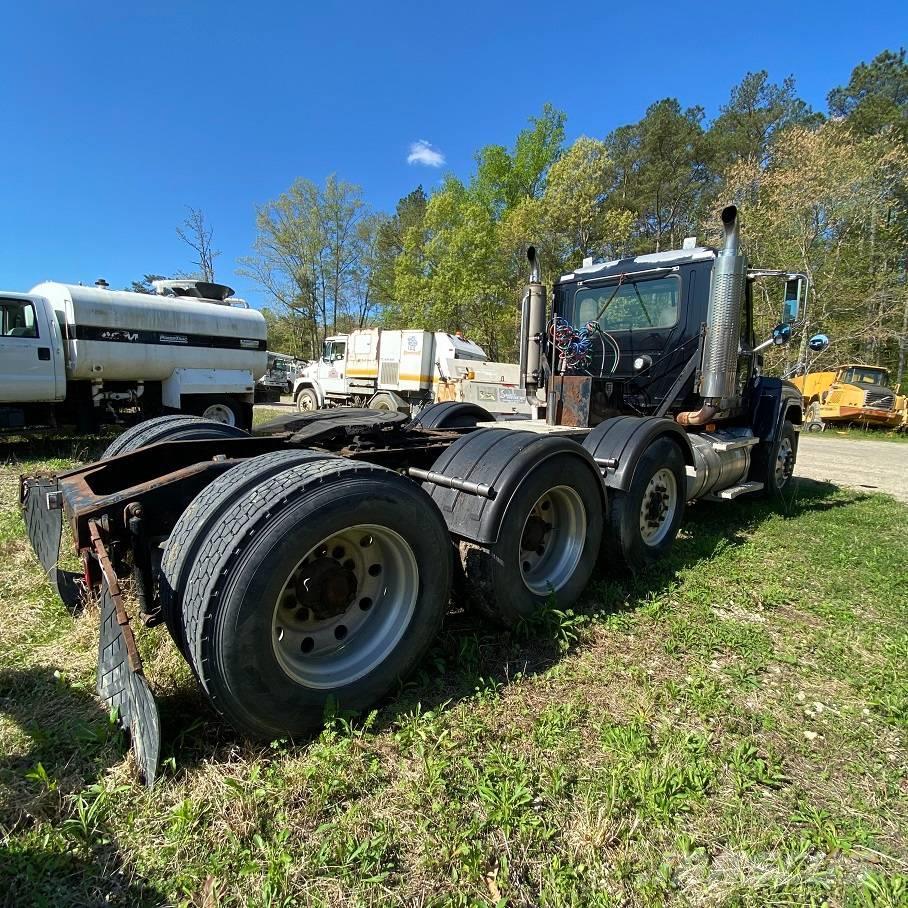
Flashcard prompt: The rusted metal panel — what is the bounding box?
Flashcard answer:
[90,520,161,786]
[552,375,592,427]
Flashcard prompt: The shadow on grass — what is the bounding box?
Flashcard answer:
[146,475,863,768]
[0,666,166,907]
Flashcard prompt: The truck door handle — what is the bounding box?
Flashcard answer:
[38,347,51,361]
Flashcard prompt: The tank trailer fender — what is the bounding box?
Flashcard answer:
[582,416,695,492]
[162,368,256,408]
[420,428,606,545]
[293,376,325,407]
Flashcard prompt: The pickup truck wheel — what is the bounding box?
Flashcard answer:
[604,437,686,573]
[761,420,797,499]
[460,453,603,627]
[179,460,452,739]
[160,450,329,654]
[101,414,247,458]
[295,388,319,412]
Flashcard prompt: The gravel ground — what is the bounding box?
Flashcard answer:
[796,433,908,502]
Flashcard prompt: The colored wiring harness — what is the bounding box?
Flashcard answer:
[548,317,619,375]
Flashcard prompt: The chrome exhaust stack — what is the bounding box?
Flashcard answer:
[519,246,546,393]
[699,205,746,409]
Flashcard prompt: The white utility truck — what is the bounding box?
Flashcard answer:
[0,279,267,431]
[292,329,536,417]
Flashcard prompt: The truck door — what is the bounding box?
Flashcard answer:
[0,296,57,402]
[319,338,347,396]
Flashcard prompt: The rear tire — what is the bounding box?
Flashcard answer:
[603,437,686,573]
[370,392,409,414]
[160,450,330,653]
[460,453,603,627]
[101,414,248,458]
[179,460,452,739]
[412,401,494,429]
[197,396,251,431]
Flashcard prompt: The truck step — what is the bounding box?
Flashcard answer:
[705,481,764,500]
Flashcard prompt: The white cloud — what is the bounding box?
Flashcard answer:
[407,139,445,167]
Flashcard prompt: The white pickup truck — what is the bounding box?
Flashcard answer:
[0,279,267,431]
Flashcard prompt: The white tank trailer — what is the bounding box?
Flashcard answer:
[1,278,267,431]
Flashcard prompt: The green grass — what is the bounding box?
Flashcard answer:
[1,434,907,906]
[808,425,908,443]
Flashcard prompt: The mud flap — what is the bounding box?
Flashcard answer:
[21,476,62,595]
[90,521,161,787]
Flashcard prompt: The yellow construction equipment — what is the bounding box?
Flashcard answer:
[792,364,908,431]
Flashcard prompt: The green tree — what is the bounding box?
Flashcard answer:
[606,99,712,252]
[708,71,819,169]
[127,274,166,294]
[828,48,908,141]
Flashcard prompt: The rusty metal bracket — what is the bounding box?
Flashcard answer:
[89,519,161,786]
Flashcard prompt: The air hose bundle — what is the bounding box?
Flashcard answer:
[548,316,620,375]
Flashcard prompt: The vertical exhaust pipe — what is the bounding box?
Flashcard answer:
[698,205,746,406]
[520,246,546,392]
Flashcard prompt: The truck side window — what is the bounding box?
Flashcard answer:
[0,299,39,338]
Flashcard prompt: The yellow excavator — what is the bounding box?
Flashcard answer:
[792,363,908,432]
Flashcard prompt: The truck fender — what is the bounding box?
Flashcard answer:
[421,428,605,545]
[293,377,324,408]
[750,377,803,445]
[582,416,694,492]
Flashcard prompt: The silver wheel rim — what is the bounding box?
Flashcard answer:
[271,524,418,689]
[202,403,235,426]
[297,391,316,412]
[775,437,794,487]
[519,486,587,596]
[639,468,678,546]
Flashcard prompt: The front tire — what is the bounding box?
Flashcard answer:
[295,388,319,412]
[761,420,797,499]
[179,460,452,739]
[603,437,686,573]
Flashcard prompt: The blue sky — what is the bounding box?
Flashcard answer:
[2,1,905,307]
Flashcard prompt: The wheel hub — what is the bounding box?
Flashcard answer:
[295,557,357,620]
[521,514,551,552]
[518,487,586,596]
[643,484,670,528]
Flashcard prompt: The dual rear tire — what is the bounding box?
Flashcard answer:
[161,453,452,739]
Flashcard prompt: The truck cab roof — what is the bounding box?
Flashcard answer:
[557,247,717,284]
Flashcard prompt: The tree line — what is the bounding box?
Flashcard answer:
[169,50,908,385]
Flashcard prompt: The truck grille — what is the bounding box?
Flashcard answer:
[379,361,399,386]
[864,390,894,410]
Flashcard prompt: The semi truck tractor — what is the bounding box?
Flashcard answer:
[292,329,537,418]
[21,206,828,783]
[1,279,267,431]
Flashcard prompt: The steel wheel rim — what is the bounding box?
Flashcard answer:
[775,437,794,487]
[519,486,587,596]
[271,523,419,689]
[639,468,678,546]
[297,392,316,412]
[202,403,235,426]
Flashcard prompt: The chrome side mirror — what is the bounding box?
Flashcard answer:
[808,333,829,353]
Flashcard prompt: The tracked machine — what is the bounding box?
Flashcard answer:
[21,206,827,783]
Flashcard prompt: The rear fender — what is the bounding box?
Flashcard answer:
[582,416,694,491]
[423,428,605,544]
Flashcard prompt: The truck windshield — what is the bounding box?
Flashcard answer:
[840,367,888,386]
[567,276,680,332]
